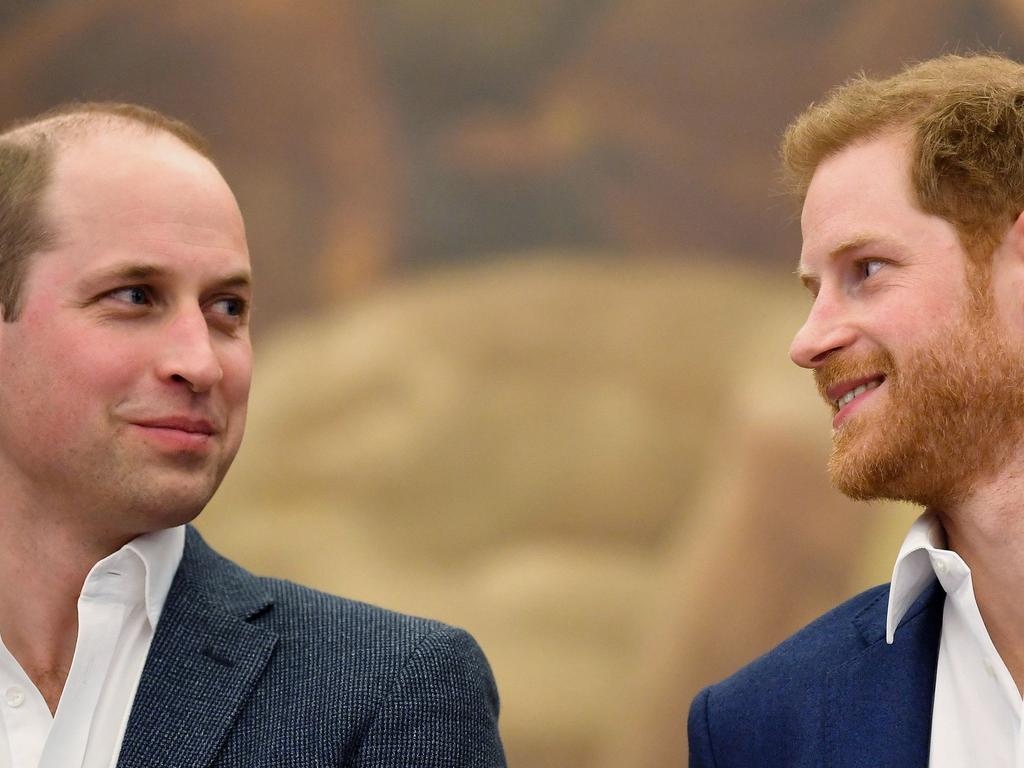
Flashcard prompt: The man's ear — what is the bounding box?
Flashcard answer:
[988,211,1024,325]
[992,210,1024,266]
[1009,209,1024,247]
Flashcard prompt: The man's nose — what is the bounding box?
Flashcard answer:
[155,309,224,393]
[789,294,855,369]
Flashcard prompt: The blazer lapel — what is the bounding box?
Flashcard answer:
[826,581,943,768]
[117,528,278,768]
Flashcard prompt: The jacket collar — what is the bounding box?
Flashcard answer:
[826,578,944,767]
[116,526,278,768]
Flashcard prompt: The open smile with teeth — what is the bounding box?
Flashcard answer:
[835,380,882,409]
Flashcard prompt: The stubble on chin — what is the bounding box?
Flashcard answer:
[82,434,237,537]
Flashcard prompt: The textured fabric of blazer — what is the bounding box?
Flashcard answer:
[115,527,506,767]
[688,580,944,768]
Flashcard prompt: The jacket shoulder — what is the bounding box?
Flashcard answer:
[258,573,456,649]
[712,582,891,699]
[184,525,466,655]
[177,528,506,765]
[688,581,942,768]
[260,576,504,729]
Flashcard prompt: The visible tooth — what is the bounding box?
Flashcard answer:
[836,381,880,409]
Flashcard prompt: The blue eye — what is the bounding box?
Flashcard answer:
[109,286,150,305]
[208,296,250,327]
[861,260,884,278]
[213,297,245,316]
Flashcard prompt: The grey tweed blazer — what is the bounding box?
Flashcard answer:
[114,526,506,767]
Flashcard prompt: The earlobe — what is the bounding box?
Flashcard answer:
[1005,210,1024,257]
[990,211,1024,272]
[987,214,1024,328]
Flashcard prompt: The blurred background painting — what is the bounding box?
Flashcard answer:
[2,2,1022,764]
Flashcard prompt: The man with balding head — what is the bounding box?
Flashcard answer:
[0,103,505,767]
[689,53,1024,767]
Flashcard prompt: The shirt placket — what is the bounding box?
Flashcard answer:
[37,597,126,768]
[935,551,1022,766]
[0,635,53,768]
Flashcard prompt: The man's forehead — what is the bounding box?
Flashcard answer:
[28,127,251,293]
[45,130,244,241]
[795,135,920,265]
[800,133,915,213]
[51,128,215,188]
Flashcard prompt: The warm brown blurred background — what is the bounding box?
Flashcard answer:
[3,2,1022,765]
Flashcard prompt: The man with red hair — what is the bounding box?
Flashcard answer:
[690,53,1024,766]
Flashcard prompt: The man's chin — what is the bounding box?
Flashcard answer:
[116,468,225,531]
[827,457,885,501]
[827,436,944,506]
[827,429,908,502]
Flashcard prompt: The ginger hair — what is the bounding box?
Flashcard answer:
[782,53,1024,262]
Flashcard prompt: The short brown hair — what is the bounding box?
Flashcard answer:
[782,53,1024,262]
[0,102,212,320]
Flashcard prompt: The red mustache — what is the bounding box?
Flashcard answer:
[815,350,893,410]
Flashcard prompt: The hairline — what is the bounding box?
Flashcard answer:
[0,105,217,321]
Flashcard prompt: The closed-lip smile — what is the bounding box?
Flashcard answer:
[131,416,218,435]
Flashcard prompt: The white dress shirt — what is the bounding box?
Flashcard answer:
[887,512,1024,767]
[0,526,184,768]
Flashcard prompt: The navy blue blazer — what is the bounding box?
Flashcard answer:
[688,580,944,767]
[116,527,506,767]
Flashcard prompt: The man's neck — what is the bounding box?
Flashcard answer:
[936,458,1024,695]
[0,505,132,714]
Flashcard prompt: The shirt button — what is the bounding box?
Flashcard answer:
[985,658,997,678]
[934,560,948,575]
[5,686,24,708]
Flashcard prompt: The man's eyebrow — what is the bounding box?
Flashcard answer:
[80,263,253,290]
[795,234,893,289]
[86,264,162,283]
[213,272,254,291]
[828,234,885,259]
